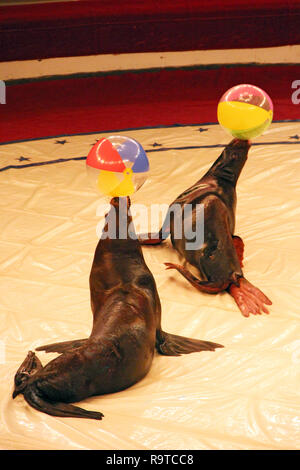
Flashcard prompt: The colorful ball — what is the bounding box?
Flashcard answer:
[86,135,149,197]
[217,84,273,139]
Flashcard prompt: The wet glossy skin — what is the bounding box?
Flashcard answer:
[12,198,222,420]
[170,139,248,284]
[140,139,272,316]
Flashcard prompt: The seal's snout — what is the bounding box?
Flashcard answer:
[110,196,131,209]
[110,196,119,207]
[231,138,251,150]
[12,388,21,399]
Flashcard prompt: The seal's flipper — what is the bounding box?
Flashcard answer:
[138,233,165,245]
[36,338,88,354]
[228,277,272,317]
[138,227,170,245]
[156,330,223,356]
[164,262,229,293]
[24,384,103,420]
[232,235,244,268]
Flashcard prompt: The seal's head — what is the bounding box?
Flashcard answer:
[212,138,251,185]
[12,351,41,398]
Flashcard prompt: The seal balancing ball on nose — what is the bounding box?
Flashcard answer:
[217,84,273,140]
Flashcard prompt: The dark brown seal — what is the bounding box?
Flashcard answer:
[12,197,223,420]
[139,139,272,317]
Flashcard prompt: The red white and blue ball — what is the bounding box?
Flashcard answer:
[86,135,149,197]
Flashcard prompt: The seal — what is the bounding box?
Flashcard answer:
[12,197,223,420]
[138,139,272,317]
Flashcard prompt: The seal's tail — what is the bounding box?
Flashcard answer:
[156,330,223,356]
[23,383,103,420]
[164,262,229,293]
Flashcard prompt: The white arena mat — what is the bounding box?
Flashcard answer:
[0,122,299,450]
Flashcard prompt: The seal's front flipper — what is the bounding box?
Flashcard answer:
[156,330,223,356]
[138,233,165,245]
[36,338,88,354]
[228,277,272,317]
[138,219,171,245]
[232,235,244,268]
[138,228,170,245]
[164,262,229,293]
[24,384,103,420]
